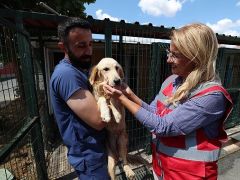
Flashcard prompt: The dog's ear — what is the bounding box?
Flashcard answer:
[119,66,124,79]
[89,66,99,85]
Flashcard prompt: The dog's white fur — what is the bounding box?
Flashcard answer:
[89,58,135,180]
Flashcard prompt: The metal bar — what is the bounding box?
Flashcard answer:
[0,116,39,163]
[30,120,48,180]
[0,8,66,22]
[1,8,240,45]
[37,2,61,16]
[104,19,112,57]
[15,14,48,179]
[0,16,29,37]
[119,35,123,65]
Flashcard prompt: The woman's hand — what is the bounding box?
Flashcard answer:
[104,84,142,114]
[103,84,123,99]
[121,83,134,98]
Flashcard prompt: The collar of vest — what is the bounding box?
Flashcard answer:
[158,75,233,105]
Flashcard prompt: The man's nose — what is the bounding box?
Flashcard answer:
[85,46,92,55]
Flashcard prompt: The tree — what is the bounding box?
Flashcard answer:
[0,0,96,17]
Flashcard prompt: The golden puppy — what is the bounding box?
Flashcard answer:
[89,57,135,180]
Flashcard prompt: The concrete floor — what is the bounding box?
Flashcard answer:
[218,149,240,180]
[47,129,240,180]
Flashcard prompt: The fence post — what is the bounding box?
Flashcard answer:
[104,19,112,57]
[15,14,48,180]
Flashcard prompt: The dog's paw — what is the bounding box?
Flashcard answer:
[114,112,122,123]
[123,165,135,180]
[102,115,111,122]
[101,112,111,122]
[99,105,111,122]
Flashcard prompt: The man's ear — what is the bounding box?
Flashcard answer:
[58,42,66,52]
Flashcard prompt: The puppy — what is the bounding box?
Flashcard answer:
[89,57,135,180]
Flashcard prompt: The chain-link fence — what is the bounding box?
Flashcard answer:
[217,47,240,129]
[1,10,240,179]
[0,17,47,180]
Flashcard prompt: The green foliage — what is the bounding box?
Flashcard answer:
[0,0,96,17]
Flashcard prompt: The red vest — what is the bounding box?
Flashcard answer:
[152,75,233,180]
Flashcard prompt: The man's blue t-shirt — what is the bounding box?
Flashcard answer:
[50,59,107,172]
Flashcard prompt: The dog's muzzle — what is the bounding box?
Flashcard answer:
[114,79,121,86]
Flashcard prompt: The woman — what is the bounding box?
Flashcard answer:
[104,23,233,180]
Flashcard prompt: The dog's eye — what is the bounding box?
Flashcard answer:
[115,66,119,70]
[103,67,109,71]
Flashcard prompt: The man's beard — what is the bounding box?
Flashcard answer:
[67,49,92,71]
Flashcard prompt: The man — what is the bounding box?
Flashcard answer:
[50,17,109,180]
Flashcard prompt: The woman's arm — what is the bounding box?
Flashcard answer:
[120,83,157,113]
[120,83,142,106]
[135,92,227,137]
[104,84,142,114]
[104,84,227,138]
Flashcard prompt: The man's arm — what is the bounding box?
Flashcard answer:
[67,89,106,130]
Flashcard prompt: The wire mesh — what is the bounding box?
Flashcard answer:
[0,24,28,152]
[1,14,240,180]
[1,135,37,179]
[47,144,75,179]
[217,48,240,129]
[116,165,153,180]
[111,24,171,152]
[0,121,47,180]
[32,49,61,151]
[0,20,47,179]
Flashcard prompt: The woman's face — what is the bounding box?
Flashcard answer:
[167,43,195,78]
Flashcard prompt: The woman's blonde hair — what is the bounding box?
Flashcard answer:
[167,23,218,105]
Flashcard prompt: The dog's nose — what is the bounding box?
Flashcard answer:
[114,79,121,85]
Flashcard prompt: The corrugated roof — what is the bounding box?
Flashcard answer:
[0,8,239,45]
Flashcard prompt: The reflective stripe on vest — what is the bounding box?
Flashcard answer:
[151,76,233,179]
[152,132,220,162]
[152,75,232,163]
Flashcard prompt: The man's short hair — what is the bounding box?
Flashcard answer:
[58,17,91,43]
